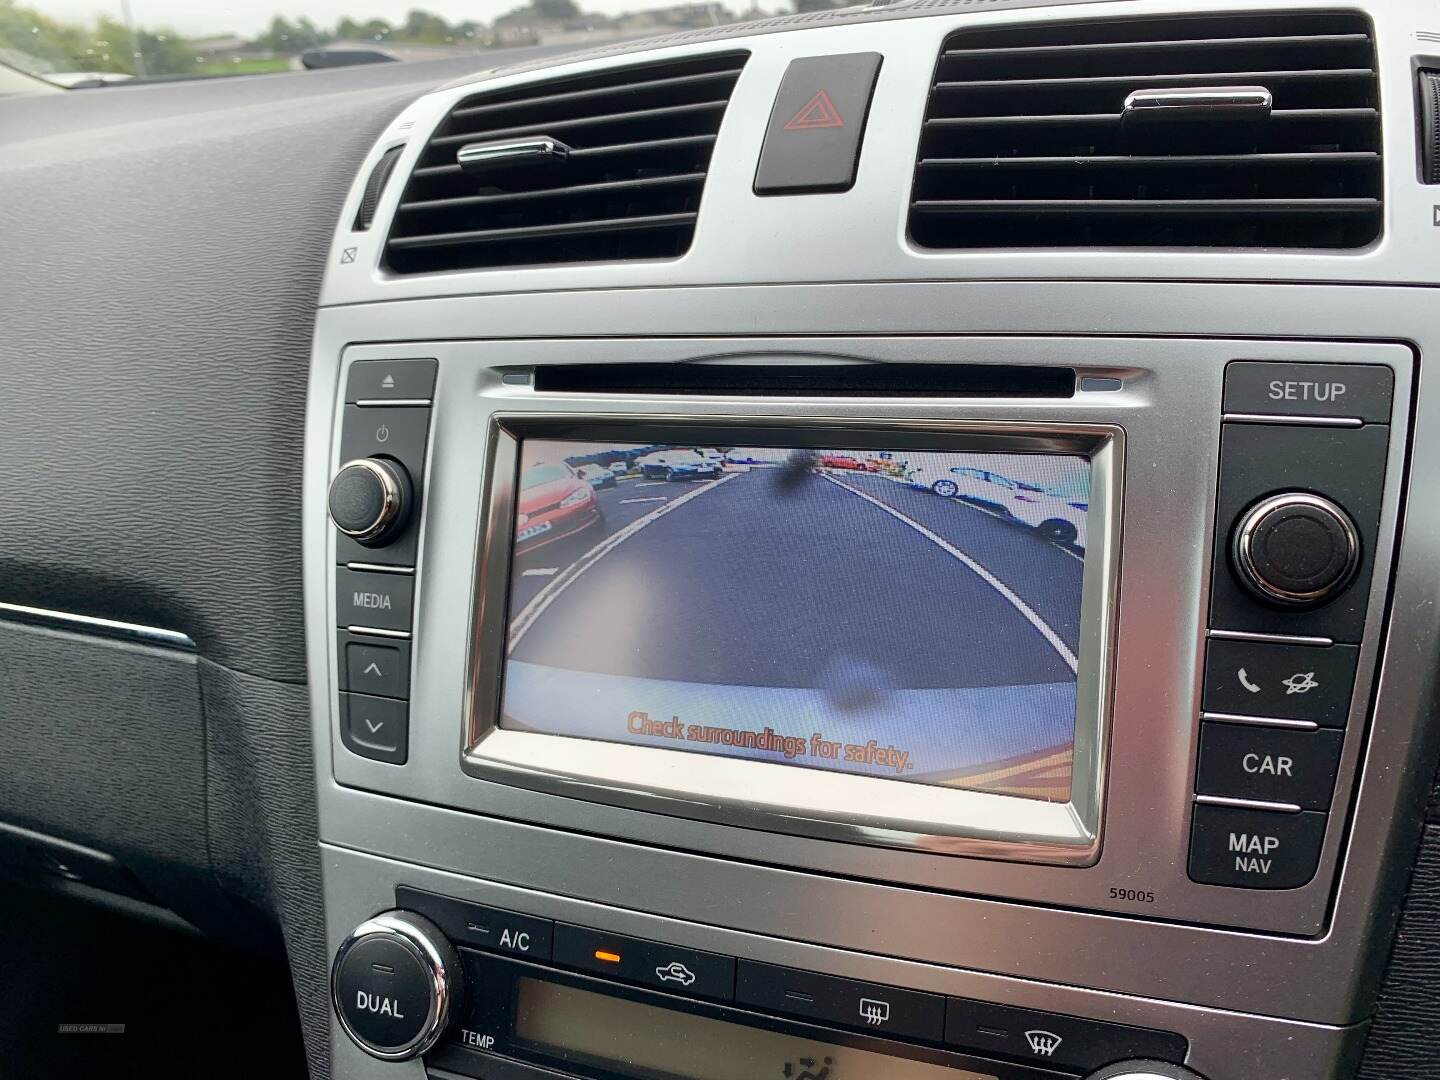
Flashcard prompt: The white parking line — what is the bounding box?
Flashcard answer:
[621,497,667,504]
[509,472,741,648]
[635,482,668,488]
[822,474,1078,672]
[521,567,559,577]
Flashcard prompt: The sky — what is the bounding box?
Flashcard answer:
[29,0,645,37]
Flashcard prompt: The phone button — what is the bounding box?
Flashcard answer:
[1202,638,1358,726]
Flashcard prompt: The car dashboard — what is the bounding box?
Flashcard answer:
[5,1,1440,1079]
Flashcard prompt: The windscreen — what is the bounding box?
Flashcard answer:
[498,439,1091,802]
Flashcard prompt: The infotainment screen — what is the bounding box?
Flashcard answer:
[498,439,1090,803]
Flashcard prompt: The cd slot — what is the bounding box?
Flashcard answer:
[531,363,1076,398]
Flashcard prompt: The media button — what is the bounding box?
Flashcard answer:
[735,961,944,1043]
[337,568,414,633]
[1189,802,1327,889]
[1196,722,1343,811]
[395,887,553,961]
[1203,638,1357,726]
[552,924,734,1002]
[945,998,1187,1072]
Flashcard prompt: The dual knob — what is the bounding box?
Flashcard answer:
[328,457,413,546]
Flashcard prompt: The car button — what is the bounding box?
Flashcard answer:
[1224,362,1392,422]
[552,924,734,1002]
[396,886,553,961]
[1203,638,1357,727]
[347,359,437,403]
[341,693,408,765]
[1196,722,1343,810]
[1189,802,1327,889]
[337,569,414,632]
[735,960,945,1043]
[340,632,410,698]
[333,932,435,1052]
[945,998,1187,1072]
[754,53,883,195]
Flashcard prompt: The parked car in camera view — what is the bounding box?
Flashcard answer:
[909,465,1027,511]
[515,462,604,554]
[575,463,617,489]
[1006,482,1089,549]
[637,449,723,480]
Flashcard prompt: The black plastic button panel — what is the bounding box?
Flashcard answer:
[1196,722,1343,810]
[1210,421,1387,643]
[1189,802,1328,889]
[945,997,1187,1073]
[341,693,408,765]
[334,362,435,765]
[1224,362,1392,422]
[401,895,1184,1070]
[397,886,553,961]
[336,402,432,567]
[347,358,437,404]
[553,923,736,1003]
[339,630,410,699]
[754,53,883,195]
[1202,638,1358,726]
[737,960,945,1043]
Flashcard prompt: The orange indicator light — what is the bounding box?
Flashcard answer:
[593,950,622,964]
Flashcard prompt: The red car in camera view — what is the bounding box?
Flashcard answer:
[515,462,605,555]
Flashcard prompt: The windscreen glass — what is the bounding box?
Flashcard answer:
[499,440,1091,802]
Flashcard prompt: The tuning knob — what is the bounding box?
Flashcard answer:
[331,911,461,1061]
[1084,1062,1206,1080]
[329,457,413,546]
[1231,492,1360,607]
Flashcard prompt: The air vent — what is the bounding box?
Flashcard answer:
[386,51,748,274]
[909,11,1381,250]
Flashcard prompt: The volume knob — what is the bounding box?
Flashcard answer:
[332,911,461,1061]
[329,458,413,546]
[1084,1063,1205,1080]
[1231,492,1360,607]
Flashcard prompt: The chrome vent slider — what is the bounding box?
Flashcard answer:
[456,136,571,172]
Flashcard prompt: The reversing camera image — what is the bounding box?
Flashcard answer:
[499,440,1091,801]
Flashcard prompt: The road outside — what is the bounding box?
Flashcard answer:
[502,443,1089,802]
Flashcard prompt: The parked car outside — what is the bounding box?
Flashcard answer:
[515,462,604,554]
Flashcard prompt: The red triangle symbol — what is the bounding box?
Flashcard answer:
[783,89,844,131]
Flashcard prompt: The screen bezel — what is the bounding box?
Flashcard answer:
[463,414,1121,865]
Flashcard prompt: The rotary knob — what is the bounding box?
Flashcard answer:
[1085,1062,1206,1080]
[328,457,413,546]
[1231,492,1360,607]
[331,911,461,1061]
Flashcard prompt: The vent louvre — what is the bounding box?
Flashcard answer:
[386,51,747,274]
[909,11,1382,250]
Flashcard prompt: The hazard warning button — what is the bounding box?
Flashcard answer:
[754,52,882,195]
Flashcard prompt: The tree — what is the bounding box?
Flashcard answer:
[401,9,451,42]
[532,0,582,20]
